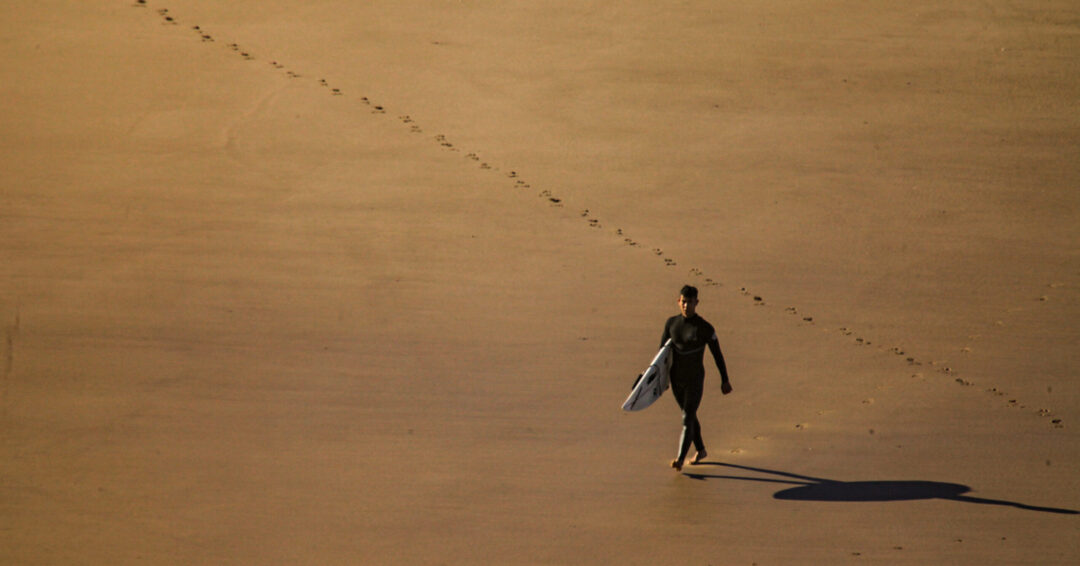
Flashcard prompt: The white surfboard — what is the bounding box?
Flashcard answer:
[622,338,674,411]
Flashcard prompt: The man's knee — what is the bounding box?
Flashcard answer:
[682,410,698,428]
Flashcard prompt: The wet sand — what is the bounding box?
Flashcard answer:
[2,1,1077,564]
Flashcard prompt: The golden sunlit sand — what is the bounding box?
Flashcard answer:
[2,1,1077,564]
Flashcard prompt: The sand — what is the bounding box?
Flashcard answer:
[2,1,1077,564]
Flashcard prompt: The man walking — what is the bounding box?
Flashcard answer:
[661,285,732,471]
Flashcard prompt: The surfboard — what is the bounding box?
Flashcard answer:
[622,338,673,411]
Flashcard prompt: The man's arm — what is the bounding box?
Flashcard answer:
[708,335,733,394]
[660,319,671,351]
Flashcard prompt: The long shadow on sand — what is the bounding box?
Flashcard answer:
[686,462,1077,515]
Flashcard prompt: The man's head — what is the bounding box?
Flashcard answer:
[678,285,699,318]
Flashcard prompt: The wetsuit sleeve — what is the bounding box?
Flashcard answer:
[708,335,730,384]
[660,318,672,351]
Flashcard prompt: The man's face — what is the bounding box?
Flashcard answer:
[678,295,698,317]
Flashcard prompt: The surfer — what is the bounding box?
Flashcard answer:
[661,285,732,471]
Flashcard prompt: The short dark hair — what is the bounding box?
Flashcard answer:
[679,285,698,299]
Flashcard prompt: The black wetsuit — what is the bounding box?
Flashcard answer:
[661,314,730,463]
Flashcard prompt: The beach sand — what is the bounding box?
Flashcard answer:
[2,1,1077,564]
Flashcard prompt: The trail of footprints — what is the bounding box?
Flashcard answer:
[138,0,1063,431]
[137,1,682,270]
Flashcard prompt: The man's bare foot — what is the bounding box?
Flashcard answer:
[670,459,683,472]
[691,449,708,465]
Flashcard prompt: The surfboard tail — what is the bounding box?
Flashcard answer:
[621,339,674,411]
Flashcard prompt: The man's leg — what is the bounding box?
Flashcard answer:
[677,410,698,463]
[670,380,689,470]
[671,378,703,470]
[685,379,707,465]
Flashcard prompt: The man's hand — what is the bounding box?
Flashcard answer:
[720,381,733,395]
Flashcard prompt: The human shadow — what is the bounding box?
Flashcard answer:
[685,462,1078,515]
